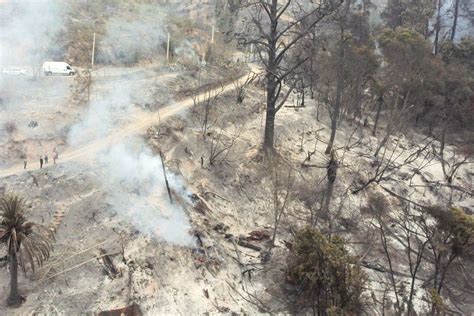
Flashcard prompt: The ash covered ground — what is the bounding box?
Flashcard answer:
[1,1,473,315]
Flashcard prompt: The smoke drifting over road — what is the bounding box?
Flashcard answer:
[67,80,194,245]
[67,84,134,147]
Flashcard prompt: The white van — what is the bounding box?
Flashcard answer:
[42,62,76,76]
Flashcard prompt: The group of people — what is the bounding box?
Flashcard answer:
[23,148,59,170]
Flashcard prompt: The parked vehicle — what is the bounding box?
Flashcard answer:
[2,66,28,76]
[42,62,76,76]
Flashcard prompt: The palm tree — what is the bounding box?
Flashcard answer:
[0,194,53,306]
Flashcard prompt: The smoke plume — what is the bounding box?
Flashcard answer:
[0,0,63,67]
[97,140,194,246]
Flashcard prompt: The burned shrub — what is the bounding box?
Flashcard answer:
[3,121,17,134]
[286,227,366,315]
[293,179,320,210]
[361,192,390,217]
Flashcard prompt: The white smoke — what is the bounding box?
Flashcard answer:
[96,5,171,65]
[174,40,202,64]
[0,0,196,245]
[97,140,194,246]
[67,73,194,247]
[0,0,63,67]
[68,98,195,245]
[67,84,134,146]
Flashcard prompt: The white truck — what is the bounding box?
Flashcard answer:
[2,66,28,76]
[42,62,76,76]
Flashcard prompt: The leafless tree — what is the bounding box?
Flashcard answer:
[395,205,431,315]
[267,152,294,245]
[191,85,224,139]
[436,130,471,185]
[208,126,242,166]
[237,0,342,152]
[234,71,258,104]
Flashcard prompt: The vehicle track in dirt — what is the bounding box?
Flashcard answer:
[0,66,260,178]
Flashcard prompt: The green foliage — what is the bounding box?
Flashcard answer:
[286,227,366,314]
[344,44,379,80]
[377,27,447,123]
[427,206,474,258]
[440,37,474,71]
[381,0,435,36]
[378,27,429,53]
[422,38,474,130]
[427,288,445,314]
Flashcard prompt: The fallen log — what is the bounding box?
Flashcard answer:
[237,238,262,251]
[98,303,142,316]
[284,105,306,108]
[98,248,120,279]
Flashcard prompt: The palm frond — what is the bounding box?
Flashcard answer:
[0,193,54,274]
[18,226,54,273]
[0,228,6,240]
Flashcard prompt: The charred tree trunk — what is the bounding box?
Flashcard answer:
[325,25,345,154]
[374,129,390,157]
[316,89,321,122]
[451,0,459,41]
[310,58,315,99]
[321,153,338,231]
[301,87,305,107]
[434,0,442,55]
[264,84,276,150]
[202,92,211,139]
[263,0,278,152]
[439,126,447,180]
[373,94,383,136]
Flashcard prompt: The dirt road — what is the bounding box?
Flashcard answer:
[0,66,260,178]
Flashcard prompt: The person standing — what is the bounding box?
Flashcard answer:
[39,156,43,169]
[23,160,27,169]
[53,150,58,165]
[45,155,48,164]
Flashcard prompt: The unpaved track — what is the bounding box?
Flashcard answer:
[0,66,260,178]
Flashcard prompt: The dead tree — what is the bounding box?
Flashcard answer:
[267,153,294,245]
[208,126,242,166]
[234,71,258,104]
[238,0,342,151]
[396,205,430,315]
[436,129,471,185]
[191,85,224,140]
[373,89,412,158]
[325,3,351,154]
[159,151,173,204]
[450,0,460,40]
[320,150,338,231]
[352,138,403,194]
[374,211,401,312]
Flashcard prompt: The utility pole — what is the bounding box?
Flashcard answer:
[91,32,96,69]
[211,25,215,44]
[166,32,170,63]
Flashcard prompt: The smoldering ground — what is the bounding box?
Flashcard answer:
[65,67,195,246]
[67,91,195,245]
[97,140,194,246]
